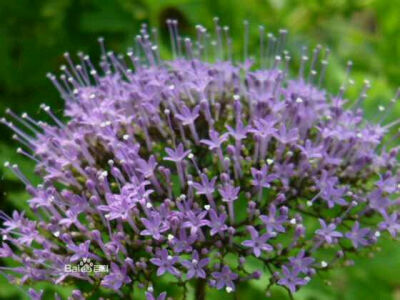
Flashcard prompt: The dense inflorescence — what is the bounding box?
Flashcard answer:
[1,19,400,299]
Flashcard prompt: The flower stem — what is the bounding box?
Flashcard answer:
[195,279,206,300]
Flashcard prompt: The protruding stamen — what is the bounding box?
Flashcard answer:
[98,37,106,59]
[298,46,308,79]
[213,17,223,61]
[223,26,232,62]
[243,20,249,63]
[380,88,400,122]
[46,73,69,99]
[40,104,65,129]
[63,52,85,86]
[17,147,39,163]
[259,26,265,68]
[277,29,288,55]
[318,48,330,87]
[338,60,353,98]
[308,45,322,82]
[171,20,181,57]
[352,79,371,110]
[267,33,276,67]
[5,109,38,135]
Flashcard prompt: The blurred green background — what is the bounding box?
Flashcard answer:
[0,0,399,299]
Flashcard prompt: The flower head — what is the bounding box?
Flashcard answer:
[1,19,399,299]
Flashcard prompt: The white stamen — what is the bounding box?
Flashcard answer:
[296,97,303,103]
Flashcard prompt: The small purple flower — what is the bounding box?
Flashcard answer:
[368,189,392,213]
[288,250,314,273]
[200,129,228,150]
[164,143,191,163]
[208,209,228,236]
[249,117,277,139]
[68,240,100,262]
[145,290,167,300]
[59,206,81,228]
[379,212,400,237]
[218,183,240,203]
[98,194,137,221]
[212,265,238,292]
[192,174,217,196]
[101,263,131,291]
[274,124,299,144]
[375,172,398,194]
[28,288,43,300]
[181,250,209,279]
[175,105,200,125]
[241,226,273,257]
[182,210,210,235]
[136,155,158,178]
[278,266,308,293]
[0,243,13,258]
[315,219,343,244]
[345,222,370,248]
[140,212,170,241]
[260,205,288,234]
[226,120,248,142]
[251,166,278,189]
[1,211,26,233]
[315,171,347,208]
[297,139,323,160]
[170,228,197,253]
[150,249,180,277]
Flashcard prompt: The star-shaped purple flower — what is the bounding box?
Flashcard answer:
[241,226,273,257]
[150,249,180,277]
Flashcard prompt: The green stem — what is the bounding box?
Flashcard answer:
[195,279,206,300]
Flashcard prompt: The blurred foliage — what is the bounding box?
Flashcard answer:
[0,0,399,299]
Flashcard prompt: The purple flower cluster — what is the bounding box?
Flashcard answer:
[1,19,400,299]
